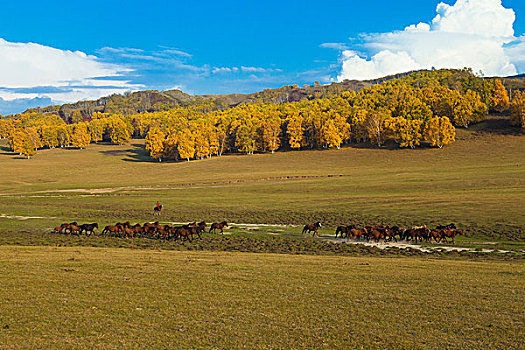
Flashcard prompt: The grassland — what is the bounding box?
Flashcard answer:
[0,116,523,242]
[0,246,523,349]
[0,117,524,348]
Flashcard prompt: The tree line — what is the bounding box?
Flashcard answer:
[1,70,522,160]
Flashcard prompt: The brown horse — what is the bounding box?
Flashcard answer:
[116,221,130,228]
[335,225,356,238]
[79,223,98,236]
[102,225,122,236]
[60,222,78,234]
[302,222,321,237]
[175,227,192,242]
[153,205,163,216]
[441,229,462,244]
[122,226,134,239]
[131,224,144,237]
[368,229,385,242]
[187,222,206,240]
[430,229,443,243]
[209,221,228,234]
[54,223,67,234]
[349,228,368,240]
[384,228,397,242]
[69,224,82,235]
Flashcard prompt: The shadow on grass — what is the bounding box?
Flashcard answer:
[0,146,15,156]
[97,142,153,163]
[469,116,525,136]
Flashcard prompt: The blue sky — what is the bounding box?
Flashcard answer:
[0,0,524,114]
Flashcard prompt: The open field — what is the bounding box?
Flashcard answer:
[0,116,524,242]
[0,246,523,349]
[0,117,523,348]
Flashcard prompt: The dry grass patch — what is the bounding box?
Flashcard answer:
[0,246,523,349]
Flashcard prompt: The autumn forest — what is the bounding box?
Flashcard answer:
[1,69,524,160]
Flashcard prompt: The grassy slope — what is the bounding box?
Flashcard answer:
[0,116,524,240]
[0,246,523,349]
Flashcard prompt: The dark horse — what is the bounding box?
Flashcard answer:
[335,225,356,238]
[209,221,228,234]
[153,204,163,216]
[302,222,322,237]
[436,223,457,230]
[80,223,98,236]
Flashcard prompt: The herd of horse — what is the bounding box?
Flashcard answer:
[331,223,462,244]
[53,221,229,242]
[53,220,462,245]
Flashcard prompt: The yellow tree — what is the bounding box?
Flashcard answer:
[400,119,423,148]
[9,130,35,158]
[233,116,259,155]
[213,114,230,156]
[384,117,404,144]
[193,123,211,159]
[452,90,487,127]
[88,119,105,143]
[385,117,423,148]
[39,125,59,148]
[423,116,456,148]
[286,113,306,149]
[332,112,351,144]
[321,119,343,149]
[145,127,166,162]
[162,130,179,160]
[260,115,281,153]
[491,79,510,113]
[366,109,390,147]
[510,90,525,128]
[107,117,131,145]
[70,122,91,148]
[56,125,71,147]
[0,119,14,139]
[26,127,42,150]
[206,125,220,157]
[177,129,195,161]
[350,108,368,143]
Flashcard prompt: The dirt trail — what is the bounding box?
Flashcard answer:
[0,214,55,220]
[322,237,511,254]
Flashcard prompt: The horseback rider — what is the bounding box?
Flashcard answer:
[156,201,161,209]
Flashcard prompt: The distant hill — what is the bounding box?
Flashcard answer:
[21,80,372,123]
[18,69,525,123]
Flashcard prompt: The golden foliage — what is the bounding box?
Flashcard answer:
[510,90,525,128]
[491,79,510,113]
[423,116,456,148]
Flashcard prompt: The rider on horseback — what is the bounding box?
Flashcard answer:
[156,201,161,209]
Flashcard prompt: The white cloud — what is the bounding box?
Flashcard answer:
[320,43,350,50]
[0,38,142,104]
[211,66,282,74]
[432,0,514,37]
[338,0,524,81]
